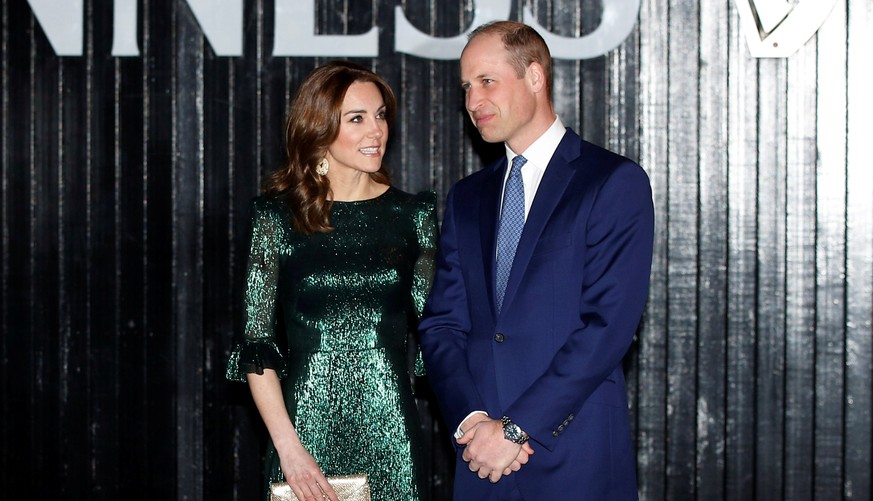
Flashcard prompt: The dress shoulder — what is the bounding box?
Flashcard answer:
[247,194,294,243]
[383,187,437,217]
[250,194,291,222]
[412,191,438,231]
[412,189,437,209]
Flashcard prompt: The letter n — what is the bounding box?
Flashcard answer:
[27,0,83,56]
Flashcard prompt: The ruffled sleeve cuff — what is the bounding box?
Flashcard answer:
[225,340,287,382]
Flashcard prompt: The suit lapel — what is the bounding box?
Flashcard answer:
[500,132,581,314]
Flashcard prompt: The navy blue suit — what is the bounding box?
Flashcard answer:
[420,129,654,500]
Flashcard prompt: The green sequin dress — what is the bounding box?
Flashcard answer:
[226,187,438,501]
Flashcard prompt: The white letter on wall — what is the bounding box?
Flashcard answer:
[523,1,640,59]
[394,0,511,60]
[273,0,378,57]
[184,0,243,56]
[111,0,139,56]
[27,0,83,56]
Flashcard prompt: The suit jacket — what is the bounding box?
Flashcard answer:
[420,129,654,500]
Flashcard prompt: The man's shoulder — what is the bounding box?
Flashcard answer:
[572,138,647,184]
[576,138,636,166]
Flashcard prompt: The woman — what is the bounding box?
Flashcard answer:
[226,61,437,501]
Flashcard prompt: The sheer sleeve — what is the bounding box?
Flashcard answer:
[225,197,288,382]
[411,191,439,376]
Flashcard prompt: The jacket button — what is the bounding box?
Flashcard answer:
[494,333,505,343]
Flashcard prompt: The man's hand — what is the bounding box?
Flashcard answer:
[457,417,534,483]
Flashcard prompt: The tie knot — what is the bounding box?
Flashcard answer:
[510,155,527,173]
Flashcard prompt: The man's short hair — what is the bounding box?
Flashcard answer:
[468,21,552,99]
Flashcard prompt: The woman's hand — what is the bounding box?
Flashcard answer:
[277,442,339,501]
[246,371,339,500]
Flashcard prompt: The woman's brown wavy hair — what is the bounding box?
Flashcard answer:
[264,61,396,234]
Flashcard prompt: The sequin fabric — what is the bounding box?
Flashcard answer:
[226,187,438,501]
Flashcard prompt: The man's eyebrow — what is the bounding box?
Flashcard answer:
[342,104,385,116]
[460,73,487,84]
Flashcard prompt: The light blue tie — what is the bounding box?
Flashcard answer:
[495,155,526,312]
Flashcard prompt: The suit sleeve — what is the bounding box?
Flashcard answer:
[418,186,486,433]
[506,161,654,450]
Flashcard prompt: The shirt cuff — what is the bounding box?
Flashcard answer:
[454,410,489,439]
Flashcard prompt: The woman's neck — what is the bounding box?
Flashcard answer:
[327,173,388,202]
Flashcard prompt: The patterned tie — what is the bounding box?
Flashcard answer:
[495,155,527,312]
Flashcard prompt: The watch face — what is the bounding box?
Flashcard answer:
[502,417,528,444]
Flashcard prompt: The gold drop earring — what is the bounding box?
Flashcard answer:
[316,158,329,176]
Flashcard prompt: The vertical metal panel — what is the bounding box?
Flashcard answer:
[578,1,606,146]
[0,0,8,487]
[2,1,872,500]
[26,1,53,493]
[697,2,729,499]
[755,54,789,501]
[784,32,818,501]
[88,0,123,495]
[665,1,700,499]
[142,0,180,496]
[2,0,41,486]
[116,45,151,495]
[30,0,65,491]
[637,0,669,498]
[813,2,847,498]
[174,1,206,498]
[844,1,873,499]
[606,24,639,159]
[725,4,758,499]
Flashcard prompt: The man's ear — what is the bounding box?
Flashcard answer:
[526,62,546,93]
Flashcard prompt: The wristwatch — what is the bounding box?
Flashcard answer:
[500,416,530,444]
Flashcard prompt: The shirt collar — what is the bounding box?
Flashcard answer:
[504,115,566,171]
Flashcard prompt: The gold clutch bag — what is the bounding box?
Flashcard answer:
[270,474,371,501]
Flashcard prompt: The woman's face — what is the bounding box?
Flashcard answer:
[325,81,389,176]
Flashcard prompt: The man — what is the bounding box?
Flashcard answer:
[419,21,654,500]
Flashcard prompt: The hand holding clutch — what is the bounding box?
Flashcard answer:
[270,474,371,501]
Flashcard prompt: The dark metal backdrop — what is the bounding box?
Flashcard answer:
[2,1,871,500]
